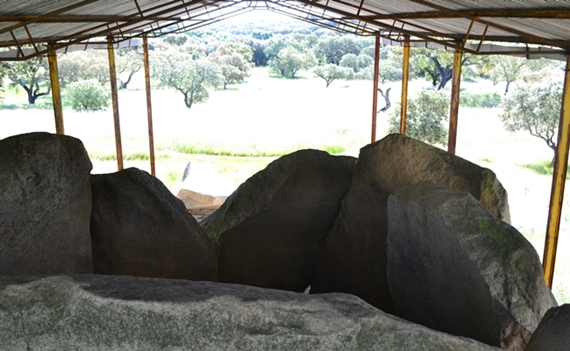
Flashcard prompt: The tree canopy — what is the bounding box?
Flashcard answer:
[313,64,353,87]
[269,46,317,79]
[1,56,50,104]
[209,42,254,89]
[151,45,222,109]
[499,79,562,165]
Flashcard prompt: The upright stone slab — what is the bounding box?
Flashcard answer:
[90,168,218,282]
[311,134,510,313]
[525,305,570,351]
[0,274,501,351]
[0,132,93,275]
[387,181,556,351]
[202,149,356,292]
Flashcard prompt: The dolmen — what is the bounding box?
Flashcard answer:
[0,132,560,350]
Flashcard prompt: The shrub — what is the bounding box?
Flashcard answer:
[65,79,110,111]
[459,92,501,108]
[388,88,449,146]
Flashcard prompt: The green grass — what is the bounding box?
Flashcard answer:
[519,160,570,177]
[0,97,55,110]
[323,145,345,154]
[164,140,291,157]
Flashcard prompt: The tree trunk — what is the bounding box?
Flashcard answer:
[431,56,452,90]
[437,68,453,90]
[120,70,137,90]
[183,91,193,109]
[549,143,557,168]
[504,81,511,94]
[377,88,391,113]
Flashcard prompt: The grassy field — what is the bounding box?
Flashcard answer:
[1,66,569,303]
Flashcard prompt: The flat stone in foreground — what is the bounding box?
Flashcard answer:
[0,275,500,351]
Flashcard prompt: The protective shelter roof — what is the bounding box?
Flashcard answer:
[1,0,570,60]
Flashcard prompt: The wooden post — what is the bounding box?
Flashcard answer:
[143,34,156,176]
[47,45,64,135]
[448,49,463,155]
[371,35,380,143]
[107,35,124,171]
[400,36,410,134]
[543,55,570,288]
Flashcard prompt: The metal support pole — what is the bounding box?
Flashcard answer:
[143,34,156,176]
[400,36,410,135]
[47,45,64,135]
[371,35,380,143]
[448,49,463,155]
[543,55,570,288]
[107,35,124,171]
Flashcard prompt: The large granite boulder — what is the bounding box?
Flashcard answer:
[525,304,570,351]
[90,168,218,282]
[311,134,510,313]
[0,274,501,351]
[0,132,93,275]
[371,134,510,221]
[202,149,356,292]
[387,181,556,351]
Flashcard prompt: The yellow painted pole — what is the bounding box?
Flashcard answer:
[143,34,156,177]
[47,45,64,135]
[448,49,463,155]
[400,36,410,135]
[543,55,570,288]
[371,35,380,143]
[107,35,124,171]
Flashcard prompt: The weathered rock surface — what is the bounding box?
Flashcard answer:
[525,304,570,351]
[202,149,356,292]
[177,188,227,210]
[0,132,93,275]
[387,181,556,351]
[311,134,510,313]
[0,274,501,351]
[90,168,218,281]
[369,133,510,221]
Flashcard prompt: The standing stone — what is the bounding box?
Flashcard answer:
[90,168,218,282]
[0,274,502,351]
[0,132,93,275]
[525,305,570,351]
[387,181,556,351]
[311,134,510,313]
[202,149,356,292]
[369,133,510,221]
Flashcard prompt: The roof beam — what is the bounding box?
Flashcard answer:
[366,8,570,20]
[409,0,570,51]
[0,14,180,22]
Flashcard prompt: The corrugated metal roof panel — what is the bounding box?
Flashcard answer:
[1,0,570,60]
